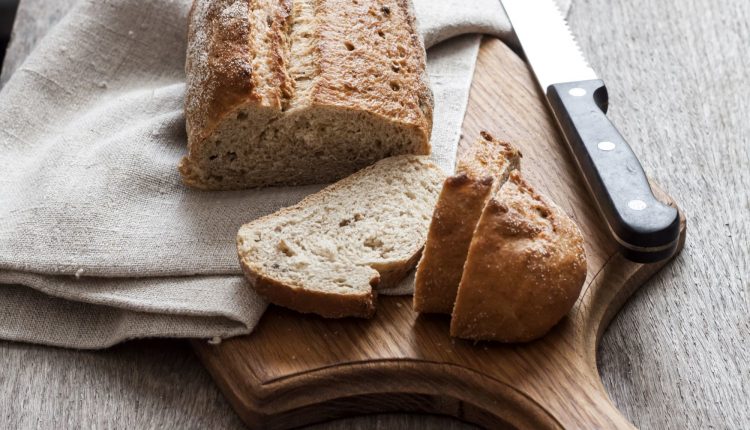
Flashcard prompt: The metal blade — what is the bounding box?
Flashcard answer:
[501,0,597,92]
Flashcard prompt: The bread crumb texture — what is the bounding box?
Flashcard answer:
[237,156,445,318]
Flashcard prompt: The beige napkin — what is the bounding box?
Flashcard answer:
[0,0,569,348]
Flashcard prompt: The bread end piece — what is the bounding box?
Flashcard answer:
[413,132,521,314]
[450,171,587,342]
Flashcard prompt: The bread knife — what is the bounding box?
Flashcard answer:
[500,0,680,263]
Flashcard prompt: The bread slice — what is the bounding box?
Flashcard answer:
[413,132,521,314]
[237,156,445,318]
[181,0,433,190]
[450,171,587,342]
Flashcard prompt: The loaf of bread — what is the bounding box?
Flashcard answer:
[237,156,444,318]
[181,0,433,190]
[413,132,521,314]
[450,171,587,342]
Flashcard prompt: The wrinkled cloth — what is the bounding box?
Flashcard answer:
[0,0,568,348]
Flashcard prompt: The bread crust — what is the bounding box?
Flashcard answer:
[413,174,493,313]
[449,171,587,342]
[185,0,289,145]
[371,247,423,290]
[182,0,433,189]
[414,132,521,314]
[312,0,433,146]
[240,256,377,318]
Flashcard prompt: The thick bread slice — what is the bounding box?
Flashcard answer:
[182,0,433,190]
[450,171,587,342]
[237,156,445,318]
[413,132,521,314]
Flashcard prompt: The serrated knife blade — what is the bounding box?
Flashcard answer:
[501,0,680,263]
[502,0,597,92]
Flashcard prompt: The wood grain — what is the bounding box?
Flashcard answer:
[568,1,750,429]
[192,38,686,429]
[1,1,747,429]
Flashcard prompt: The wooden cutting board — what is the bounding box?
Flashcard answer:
[192,37,686,429]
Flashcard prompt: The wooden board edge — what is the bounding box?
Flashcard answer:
[191,345,564,430]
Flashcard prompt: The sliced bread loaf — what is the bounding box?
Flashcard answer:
[450,171,587,342]
[182,0,433,190]
[237,156,445,318]
[413,132,521,314]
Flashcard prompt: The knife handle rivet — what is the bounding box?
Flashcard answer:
[628,199,648,211]
[568,87,587,97]
[598,141,616,151]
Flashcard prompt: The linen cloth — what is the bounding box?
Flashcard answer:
[0,0,569,348]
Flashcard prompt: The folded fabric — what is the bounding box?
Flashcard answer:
[0,0,569,349]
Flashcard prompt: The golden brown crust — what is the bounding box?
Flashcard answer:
[413,174,493,313]
[450,171,587,342]
[413,132,521,314]
[240,257,377,318]
[457,131,523,178]
[186,0,263,145]
[310,0,433,150]
[183,0,433,188]
[371,247,423,290]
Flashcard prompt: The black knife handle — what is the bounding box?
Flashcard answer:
[546,79,680,263]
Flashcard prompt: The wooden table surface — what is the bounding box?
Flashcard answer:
[1,0,747,429]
